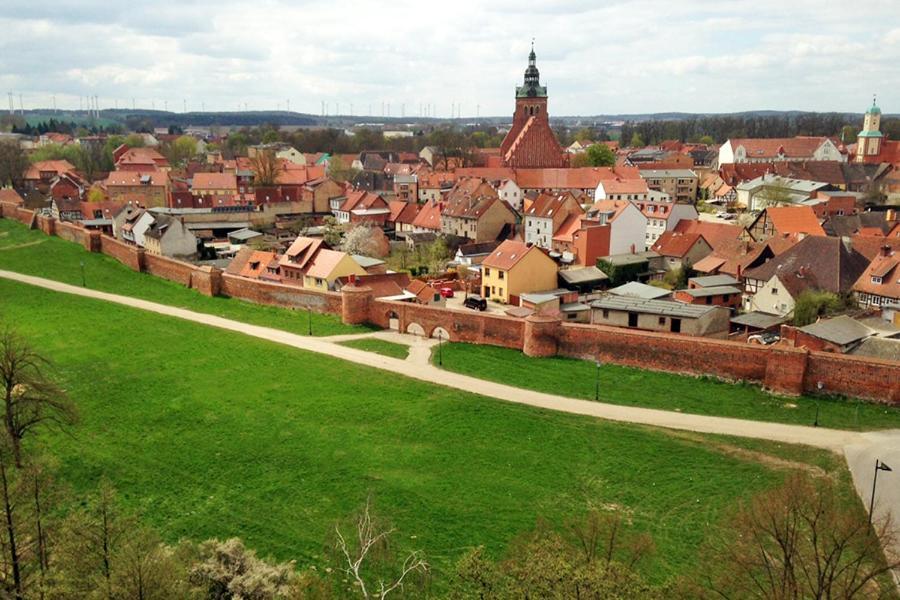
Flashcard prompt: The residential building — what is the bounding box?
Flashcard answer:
[192,172,238,198]
[736,174,831,211]
[854,246,900,309]
[279,237,328,283]
[113,145,170,171]
[634,200,699,247]
[584,200,648,255]
[142,214,197,258]
[594,178,650,202]
[499,45,567,168]
[718,137,846,165]
[747,206,826,242]
[481,240,558,304]
[651,231,713,270]
[589,296,731,338]
[106,171,169,207]
[441,178,516,242]
[113,206,154,247]
[336,190,391,226]
[742,236,869,316]
[673,285,742,309]
[23,160,77,194]
[523,192,583,249]
[638,169,698,202]
[454,241,500,266]
[497,179,523,211]
[302,249,366,291]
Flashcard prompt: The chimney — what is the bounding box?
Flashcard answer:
[883,244,893,258]
[736,264,742,279]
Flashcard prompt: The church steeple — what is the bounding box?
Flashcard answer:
[856,94,883,163]
[516,41,547,99]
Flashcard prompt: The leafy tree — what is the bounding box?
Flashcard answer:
[582,144,616,167]
[162,136,198,167]
[123,134,146,148]
[327,156,359,184]
[792,289,842,326]
[86,187,106,203]
[0,141,29,188]
[628,133,645,148]
[322,216,343,247]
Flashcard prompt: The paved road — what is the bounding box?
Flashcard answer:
[4,269,900,532]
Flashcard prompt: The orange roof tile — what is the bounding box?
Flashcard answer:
[765,206,826,237]
[483,240,543,270]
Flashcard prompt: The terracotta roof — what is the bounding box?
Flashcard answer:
[764,206,826,237]
[276,165,326,186]
[340,190,388,213]
[552,214,584,242]
[483,240,546,270]
[25,160,77,180]
[0,189,24,205]
[281,236,326,269]
[240,251,279,279]
[728,137,834,160]
[406,279,438,303]
[525,192,580,219]
[651,231,709,258]
[337,273,410,298]
[116,147,168,168]
[306,249,352,279]
[853,249,900,300]
[106,171,168,187]
[411,201,442,230]
[192,172,237,190]
[673,219,744,251]
[587,199,634,223]
[388,201,420,225]
[743,236,869,297]
[849,235,900,261]
[598,178,650,195]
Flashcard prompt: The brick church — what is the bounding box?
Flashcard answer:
[500,44,568,168]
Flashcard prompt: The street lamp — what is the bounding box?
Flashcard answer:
[869,459,892,525]
[80,260,85,287]
[594,360,602,402]
[814,381,823,427]
[307,307,312,336]
[437,330,443,366]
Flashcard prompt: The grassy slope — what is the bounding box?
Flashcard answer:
[434,343,900,431]
[0,279,852,585]
[0,219,366,337]
[338,338,410,359]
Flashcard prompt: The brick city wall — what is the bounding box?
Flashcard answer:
[806,352,900,403]
[220,273,342,313]
[143,253,196,287]
[369,298,526,348]
[3,211,899,403]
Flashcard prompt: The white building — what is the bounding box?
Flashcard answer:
[718,137,846,165]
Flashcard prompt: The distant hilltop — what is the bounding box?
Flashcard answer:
[7,108,895,130]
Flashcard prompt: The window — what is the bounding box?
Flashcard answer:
[498,271,504,280]
[658,316,666,325]
[627,313,638,327]
[602,309,609,319]
[705,296,712,305]
[491,286,496,294]
[670,318,681,333]
[484,268,490,277]
[872,276,883,284]
[499,288,504,297]
[771,286,778,295]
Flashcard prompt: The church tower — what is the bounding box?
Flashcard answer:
[500,43,567,168]
[855,96,883,162]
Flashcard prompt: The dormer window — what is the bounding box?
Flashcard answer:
[871,275,883,284]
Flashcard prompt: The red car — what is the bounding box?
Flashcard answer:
[439,287,454,299]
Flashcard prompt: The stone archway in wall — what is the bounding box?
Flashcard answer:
[431,326,450,340]
[387,311,400,331]
[406,323,426,337]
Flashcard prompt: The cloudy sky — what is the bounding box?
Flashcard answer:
[1,0,898,117]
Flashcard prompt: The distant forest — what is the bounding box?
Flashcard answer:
[617,113,900,147]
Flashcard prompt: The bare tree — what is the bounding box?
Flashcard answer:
[708,473,900,599]
[566,509,654,570]
[0,329,76,469]
[251,149,281,187]
[334,497,428,599]
[0,141,28,189]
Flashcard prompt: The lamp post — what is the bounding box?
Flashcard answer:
[307,307,312,336]
[437,330,443,366]
[814,381,823,427]
[594,360,602,402]
[80,260,85,287]
[869,459,892,525]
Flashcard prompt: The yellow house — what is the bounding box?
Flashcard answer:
[302,249,366,291]
[481,240,558,304]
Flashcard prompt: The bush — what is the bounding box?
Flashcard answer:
[792,290,842,326]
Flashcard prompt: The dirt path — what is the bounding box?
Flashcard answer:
[0,269,866,452]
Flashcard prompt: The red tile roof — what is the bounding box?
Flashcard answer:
[25,160,77,180]
[192,172,237,191]
[482,240,545,270]
[728,137,836,160]
[411,201,442,231]
[673,219,744,251]
[651,231,709,258]
[765,206,826,237]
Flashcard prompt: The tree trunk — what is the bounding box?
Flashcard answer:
[34,477,47,600]
[0,448,22,600]
[3,389,21,470]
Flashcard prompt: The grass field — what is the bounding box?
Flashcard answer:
[433,343,900,431]
[0,219,366,337]
[0,278,857,587]
[338,338,410,359]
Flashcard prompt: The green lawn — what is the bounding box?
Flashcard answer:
[0,279,855,588]
[0,219,367,337]
[338,337,410,359]
[433,343,900,431]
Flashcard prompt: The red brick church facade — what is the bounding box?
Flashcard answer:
[500,45,568,168]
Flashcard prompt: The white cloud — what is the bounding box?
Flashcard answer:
[0,0,897,115]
